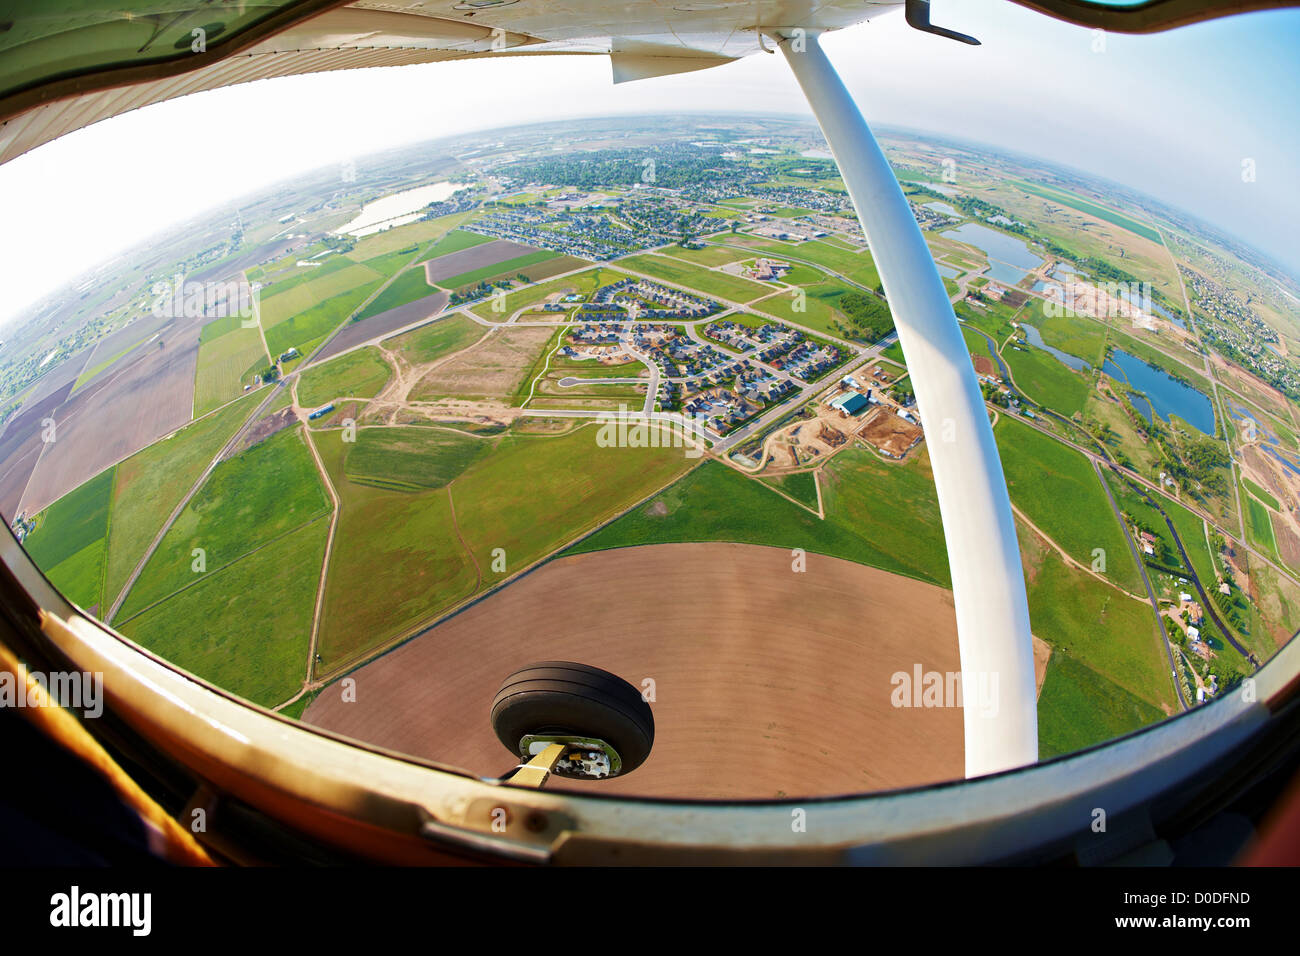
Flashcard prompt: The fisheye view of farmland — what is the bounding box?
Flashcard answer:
[5,104,1299,798]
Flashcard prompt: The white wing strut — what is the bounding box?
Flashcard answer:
[777,30,1037,776]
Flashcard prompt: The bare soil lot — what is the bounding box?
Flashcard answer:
[305,542,970,798]
[313,292,449,363]
[20,315,203,514]
[859,406,924,459]
[410,326,553,402]
[424,239,538,286]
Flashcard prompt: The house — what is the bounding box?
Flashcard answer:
[1138,531,1157,556]
[1187,625,1200,642]
[1179,592,1193,603]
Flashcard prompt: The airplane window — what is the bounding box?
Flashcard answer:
[1,0,1297,805]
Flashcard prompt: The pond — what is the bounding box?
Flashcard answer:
[924,201,959,216]
[942,222,1043,286]
[336,181,464,237]
[1021,323,1090,372]
[1102,348,1215,435]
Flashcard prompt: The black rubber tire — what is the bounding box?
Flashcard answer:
[490,661,655,775]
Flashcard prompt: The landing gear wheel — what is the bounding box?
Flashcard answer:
[491,661,655,778]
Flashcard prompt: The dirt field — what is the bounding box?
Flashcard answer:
[859,406,924,459]
[306,542,979,798]
[410,326,554,402]
[424,239,538,286]
[1272,514,1300,569]
[313,291,449,364]
[228,407,297,457]
[973,355,997,378]
[19,314,203,514]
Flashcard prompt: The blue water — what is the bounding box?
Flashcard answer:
[1266,446,1300,477]
[1021,323,1090,372]
[1102,349,1215,435]
[942,222,1043,286]
[936,263,959,280]
[925,201,959,216]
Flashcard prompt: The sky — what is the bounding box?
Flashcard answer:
[1,0,1297,328]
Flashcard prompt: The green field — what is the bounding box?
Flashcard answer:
[353,267,437,322]
[25,466,115,610]
[117,426,331,619]
[1020,522,1174,712]
[1038,650,1167,758]
[264,280,383,359]
[1002,341,1092,417]
[1243,475,1281,511]
[752,283,858,342]
[315,422,693,670]
[314,432,476,670]
[343,427,492,491]
[570,450,951,587]
[103,393,262,608]
[297,347,392,408]
[618,253,771,303]
[739,237,880,289]
[118,518,328,707]
[659,244,751,267]
[1245,493,1278,557]
[193,319,268,416]
[1015,180,1162,244]
[260,262,383,326]
[384,313,486,364]
[995,415,1142,592]
[1030,312,1109,367]
[1163,495,1219,587]
[415,228,495,264]
[759,471,819,510]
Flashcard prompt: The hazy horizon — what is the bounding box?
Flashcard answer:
[2,1,1297,328]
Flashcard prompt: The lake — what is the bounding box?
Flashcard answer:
[942,222,1043,285]
[336,181,464,237]
[925,201,959,216]
[1102,348,1215,435]
[1021,323,1090,372]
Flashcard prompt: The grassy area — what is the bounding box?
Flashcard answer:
[759,471,819,509]
[1038,650,1167,758]
[995,415,1142,593]
[314,433,476,671]
[752,283,859,342]
[1245,493,1279,557]
[1019,518,1174,712]
[353,267,436,322]
[738,237,881,289]
[297,347,392,408]
[193,320,267,416]
[117,426,330,619]
[1243,475,1281,511]
[1014,180,1162,244]
[25,466,115,610]
[264,280,383,359]
[453,424,696,580]
[1163,495,1219,588]
[1002,341,1093,417]
[659,244,751,267]
[118,519,327,707]
[415,228,495,264]
[103,393,262,607]
[1030,312,1108,366]
[343,426,492,491]
[570,449,952,587]
[384,313,486,364]
[260,262,383,326]
[618,253,771,303]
